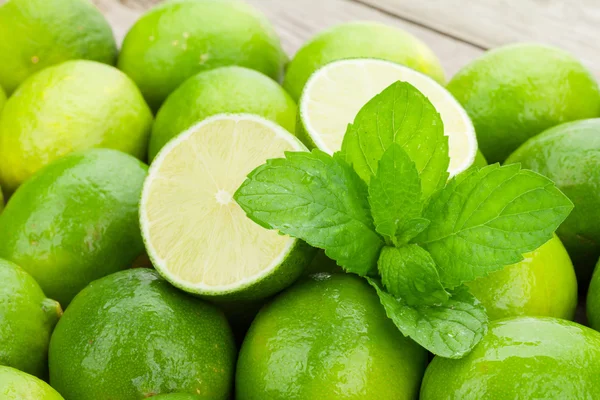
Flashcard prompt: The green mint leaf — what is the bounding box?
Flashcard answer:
[393,218,430,247]
[368,143,426,245]
[341,81,449,200]
[234,149,384,276]
[415,163,574,288]
[368,278,488,358]
[378,245,449,306]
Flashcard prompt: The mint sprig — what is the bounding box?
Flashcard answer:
[234,81,573,357]
[235,150,383,276]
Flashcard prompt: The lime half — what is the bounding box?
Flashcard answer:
[298,58,478,177]
[140,114,314,300]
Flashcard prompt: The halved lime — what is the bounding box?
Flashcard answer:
[140,114,314,300]
[298,58,478,177]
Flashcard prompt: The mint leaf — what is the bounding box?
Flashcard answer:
[378,245,449,306]
[368,278,488,358]
[234,149,384,276]
[341,81,449,200]
[415,163,574,288]
[368,143,427,246]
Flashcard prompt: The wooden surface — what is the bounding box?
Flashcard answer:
[93,0,600,79]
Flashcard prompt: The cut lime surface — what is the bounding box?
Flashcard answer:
[141,114,314,300]
[298,58,477,177]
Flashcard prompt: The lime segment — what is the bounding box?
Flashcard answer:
[298,58,477,177]
[141,114,313,299]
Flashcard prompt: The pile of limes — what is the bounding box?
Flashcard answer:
[1,0,600,399]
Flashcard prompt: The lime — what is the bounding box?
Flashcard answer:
[0,258,61,378]
[283,21,445,101]
[586,258,600,330]
[149,66,296,161]
[118,0,286,111]
[0,366,64,400]
[236,273,427,399]
[141,114,315,301]
[420,317,600,399]
[0,0,117,95]
[298,58,477,176]
[0,84,6,113]
[448,43,600,164]
[49,268,236,400]
[467,235,577,321]
[151,395,203,400]
[0,149,147,306]
[0,60,152,194]
[506,119,600,283]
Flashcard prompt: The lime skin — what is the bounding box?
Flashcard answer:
[0,149,148,306]
[0,0,117,95]
[149,66,297,161]
[506,119,600,284]
[236,273,427,400]
[283,21,446,101]
[150,395,203,400]
[448,43,600,164]
[49,268,236,400]
[0,60,152,194]
[0,366,64,400]
[118,0,286,111]
[421,317,600,399]
[468,235,577,321]
[0,258,62,378]
[586,258,600,330]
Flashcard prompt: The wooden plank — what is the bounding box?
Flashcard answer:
[92,0,482,77]
[356,0,600,76]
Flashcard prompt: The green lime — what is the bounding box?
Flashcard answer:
[0,258,61,378]
[150,395,203,400]
[141,114,315,301]
[586,258,600,330]
[149,66,296,161]
[0,0,117,95]
[0,60,152,194]
[118,0,286,111]
[0,366,64,400]
[448,43,600,164]
[0,149,147,306]
[420,317,600,399]
[283,21,445,101]
[0,84,6,113]
[49,268,236,400]
[236,273,427,399]
[506,119,600,283]
[467,235,577,320]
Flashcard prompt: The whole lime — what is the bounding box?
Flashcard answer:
[0,258,61,378]
[236,273,427,399]
[283,21,445,101]
[118,0,286,111]
[421,317,600,399]
[467,235,577,320]
[0,0,117,95]
[0,149,147,305]
[0,84,6,113]
[506,119,600,283]
[149,66,296,161]
[49,268,236,400]
[0,366,64,400]
[0,60,152,194]
[448,43,600,164]
[586,259,600,330]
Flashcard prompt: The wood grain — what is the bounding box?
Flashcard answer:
[92,0,483,77]
[357,0,600,76]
